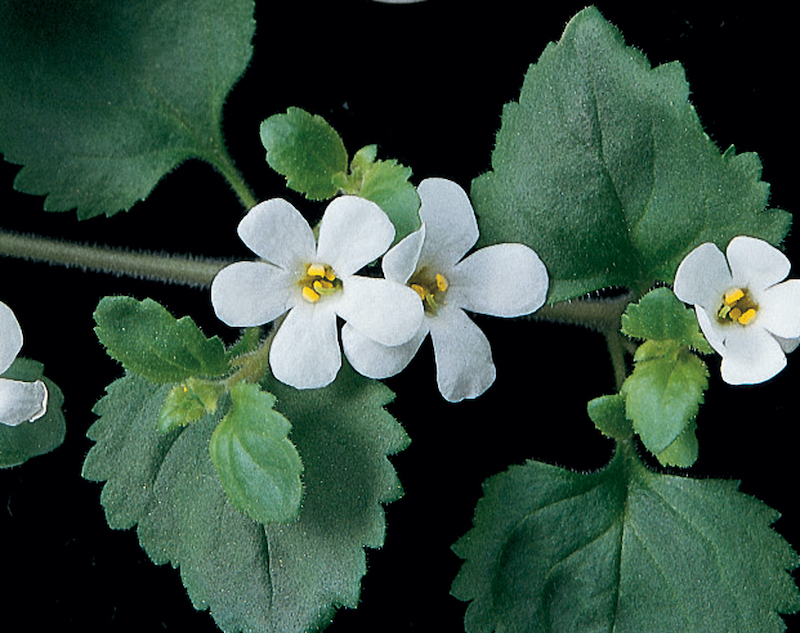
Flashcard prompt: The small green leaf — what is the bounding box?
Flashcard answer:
[586,393,632,440]
[452,449,800,633]
[0,0,255,218]
[94,296,229,383]
[260,107,348,200]
[622,287,712,353]
[0,358,65,468]
[209,382,303,524]
[656,419,699,468]
[157,377,225,433]
[621,349,708,455]
[471,7,790,303]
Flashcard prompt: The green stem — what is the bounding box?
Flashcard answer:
[204,149,258,210]
[0,230,231,287]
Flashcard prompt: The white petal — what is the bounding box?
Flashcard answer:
[695,307,726,356]
[0,302,23,375]
[269,303,341,389]
[342,322,428,379]
[416,178,479,270]
[717,326,787,385]
[727,236,790,291]
[211,261,294,327]
[0,378,48,426]
[336,276,424,346]
[673,242,732,311]
[449,244,548,317]
[756,279,800,338]
[429,307,495,402]
[238,199,316,270]
[316,196,395,276]
[382,224,426,283]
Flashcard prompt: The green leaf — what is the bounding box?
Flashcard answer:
[471,7,791,303]
[157,377,225,433]
[586,393,632,440]
[452,448,800,633]
[82,365,408,633]
[0,0,254,218]
[209,382,303,524]
[621,348,708,456]
[94,296,229,383]
[0,358,65,468]
[622,287,712,353]
[656,419,699,468]
[260,107,348,200]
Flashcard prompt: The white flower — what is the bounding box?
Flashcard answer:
[211,196,424,389]
[342,178,549,402]
[673,235,800,384]
[0,301,48,426]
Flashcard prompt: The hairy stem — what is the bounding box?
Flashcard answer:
[0,230,231,287]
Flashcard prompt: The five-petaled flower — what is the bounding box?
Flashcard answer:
[0,301,48,426]
[674,235,800,385]
[211,196,424,389]
[341,178,549,402]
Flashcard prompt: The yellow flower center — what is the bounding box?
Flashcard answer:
[716,287,758,325]
[298,263,342,303]
[408,267,449,314]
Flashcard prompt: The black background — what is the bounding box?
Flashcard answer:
[2,1,799,631]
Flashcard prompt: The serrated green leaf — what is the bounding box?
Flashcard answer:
[0,358,65,468]
[471,7,790,304]
[0,0,254,218]
[656,419,699,468]
[452,448,800,633]
[82,364,408,633]
[586,393,632,440]
[621,349,708,455]
[94,296,229,383]
[209,382,303,524]
[158,377,225,433]
[622,287,713,353]
[260,107,348,200]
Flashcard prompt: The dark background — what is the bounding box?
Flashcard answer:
[2,1,799,631]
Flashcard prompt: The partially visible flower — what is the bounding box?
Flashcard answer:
[211,196,424,389]
[673,235,800,384]
[342,178,549,402]
[0,301,48,426]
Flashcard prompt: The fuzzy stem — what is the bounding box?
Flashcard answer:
[0,230,231,287]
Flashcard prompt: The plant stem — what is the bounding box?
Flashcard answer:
[205,150,258,210]
[0,230,231,287]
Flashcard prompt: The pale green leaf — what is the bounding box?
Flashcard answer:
[0,358,65,468]
[452,449,800,632]
[0,0,254,218]
[471,7,790,303]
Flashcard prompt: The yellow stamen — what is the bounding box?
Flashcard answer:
[307,263,326,278]
[729,307,742,322]
[302,286,321,303]
[724,288,745,305]
[324,268,337,282]
[738,308,757,325]
[411,283,427,301]
[435,273,449,292]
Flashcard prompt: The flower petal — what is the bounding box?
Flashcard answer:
[0,378,48,427]
[727,235,790,291]
[211,261,294,327]
[717,325,787,385]
[449,243,548,317]
[269,302,341,389]
[673,242,732,311]
[342,322,428,379]
[429,307,495,402]
[416,178,479,270]
[316,196,395,276]
[0,302,23,375]
[382,224,426,284]
[238,199,316,270]
[336,276,424,346]
[756,279,800,338]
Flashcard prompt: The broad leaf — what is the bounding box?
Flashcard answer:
[209,382,304,524]
[94,296,229,383]
[0,358,65,468]
[82,365,409,633]
[452,448,800,633]
[0,0,254,218]
[471,7,790,303]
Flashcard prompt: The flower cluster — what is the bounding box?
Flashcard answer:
[1,301,48,427]
[211,178,549,400]
[674,236,800,385]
